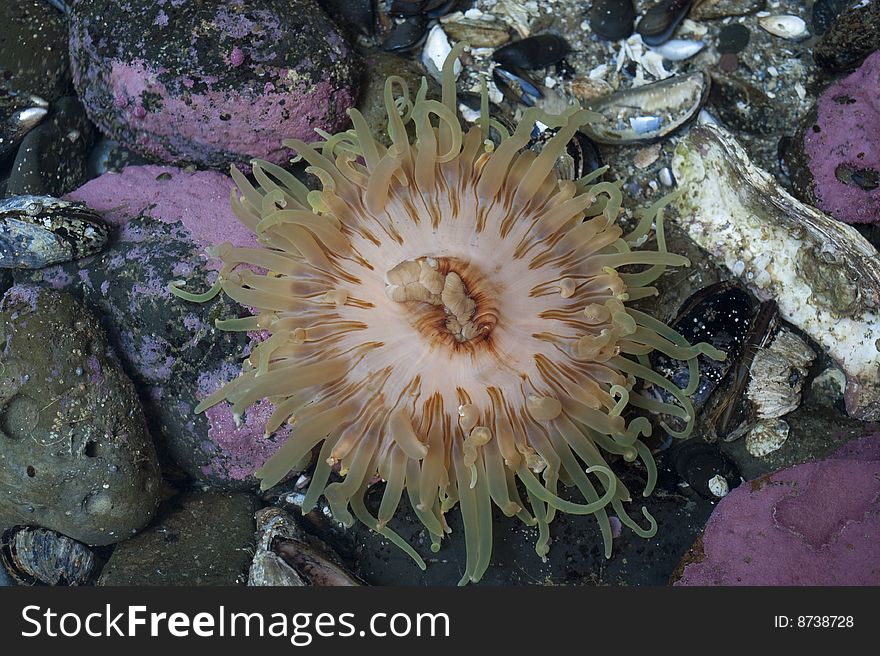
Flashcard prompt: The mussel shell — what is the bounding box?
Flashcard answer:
[381,15,429,52]
[636,0,694,47]
[0,526,100,586]
[708,73,785,136]
[530,128,603,181]
[580,71,709,144]
[650,281,757,427]
[492,34,570,70]
[590,0,636,41]
[0,195,109,269]
[493,66,543,107]
[0,91,49,160]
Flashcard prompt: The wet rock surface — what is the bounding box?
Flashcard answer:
[14,166,292,489]
[5,97,95,198]
[0,285,161,545]
[674,434,880,585]
[98,490,259,586]
[68,0,361,169]
[0,1,70,102]
[813,0,880,71]
[310,466,715,586]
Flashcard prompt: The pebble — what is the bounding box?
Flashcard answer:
[717,23,751,53]
[68,0,361,169]
[0,285,162,545]
[98,491,259,585]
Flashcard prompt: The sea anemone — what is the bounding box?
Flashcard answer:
[171,46,722,584]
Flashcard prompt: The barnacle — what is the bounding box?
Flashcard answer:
[171,46,723,584]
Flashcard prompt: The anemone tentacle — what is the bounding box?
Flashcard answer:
[173,45,723,584]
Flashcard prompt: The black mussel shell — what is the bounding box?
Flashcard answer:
[388,0,425,17]
[317,0,376,36]
[493,66,543,107]
[381,15,429,52]
[650,282,757,428]
[637,0,694,47]
[811,0,852,35]
[492,34,570,70]
[530,129,603,181]
[424,0,457,18]
[590,0,636,41]
[671,441,741,499]
[835,164,880,191]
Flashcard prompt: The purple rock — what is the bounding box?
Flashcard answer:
[674,434,880,585]
[15,165,292,489]
[801,50,880,224]
[68,0,360,169]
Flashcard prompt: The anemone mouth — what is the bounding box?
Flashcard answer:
[173,45,723,585]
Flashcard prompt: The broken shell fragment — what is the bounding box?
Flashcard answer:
[746,328,816,419]
[745,418,789,458]
[248,507,361,586]
[580,71,708,144]
[671,124,880,420]
[758,15,809,40]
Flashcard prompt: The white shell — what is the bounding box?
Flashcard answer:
[649,39,706,61]
[707,475,730,498]
[421,25,460,83]
[747,329,816,419]
[745,419,790,458]
[758,15,809,40]
[672,125,880,420]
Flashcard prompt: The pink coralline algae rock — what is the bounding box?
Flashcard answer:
[802,50,880,224]
[68,0,360,169]
[674,435,880,585]
[18,165,292,488]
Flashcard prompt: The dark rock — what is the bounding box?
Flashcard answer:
[674,434,880,585]
[5,97,95,197]
[717,23,751,54]
[15,166,294,489]
[811,0,856,35]
[356,51,440,148]
[346,466,713,585]
[813,0,880,71]
[68,0,361,169]
[98,491,259,585]
[0,285,162,545]
[0,1,70,101]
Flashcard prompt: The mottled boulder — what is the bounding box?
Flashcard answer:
[813,0,880,71]
[68,0,361,169]
[98,491,259,586]
[16,165,292,488]
[673,435,880,585]
[0,285,161,545]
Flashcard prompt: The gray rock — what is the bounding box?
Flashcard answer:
[0,284,162,545]
[0,1,70,101]
[98,491,260,585]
